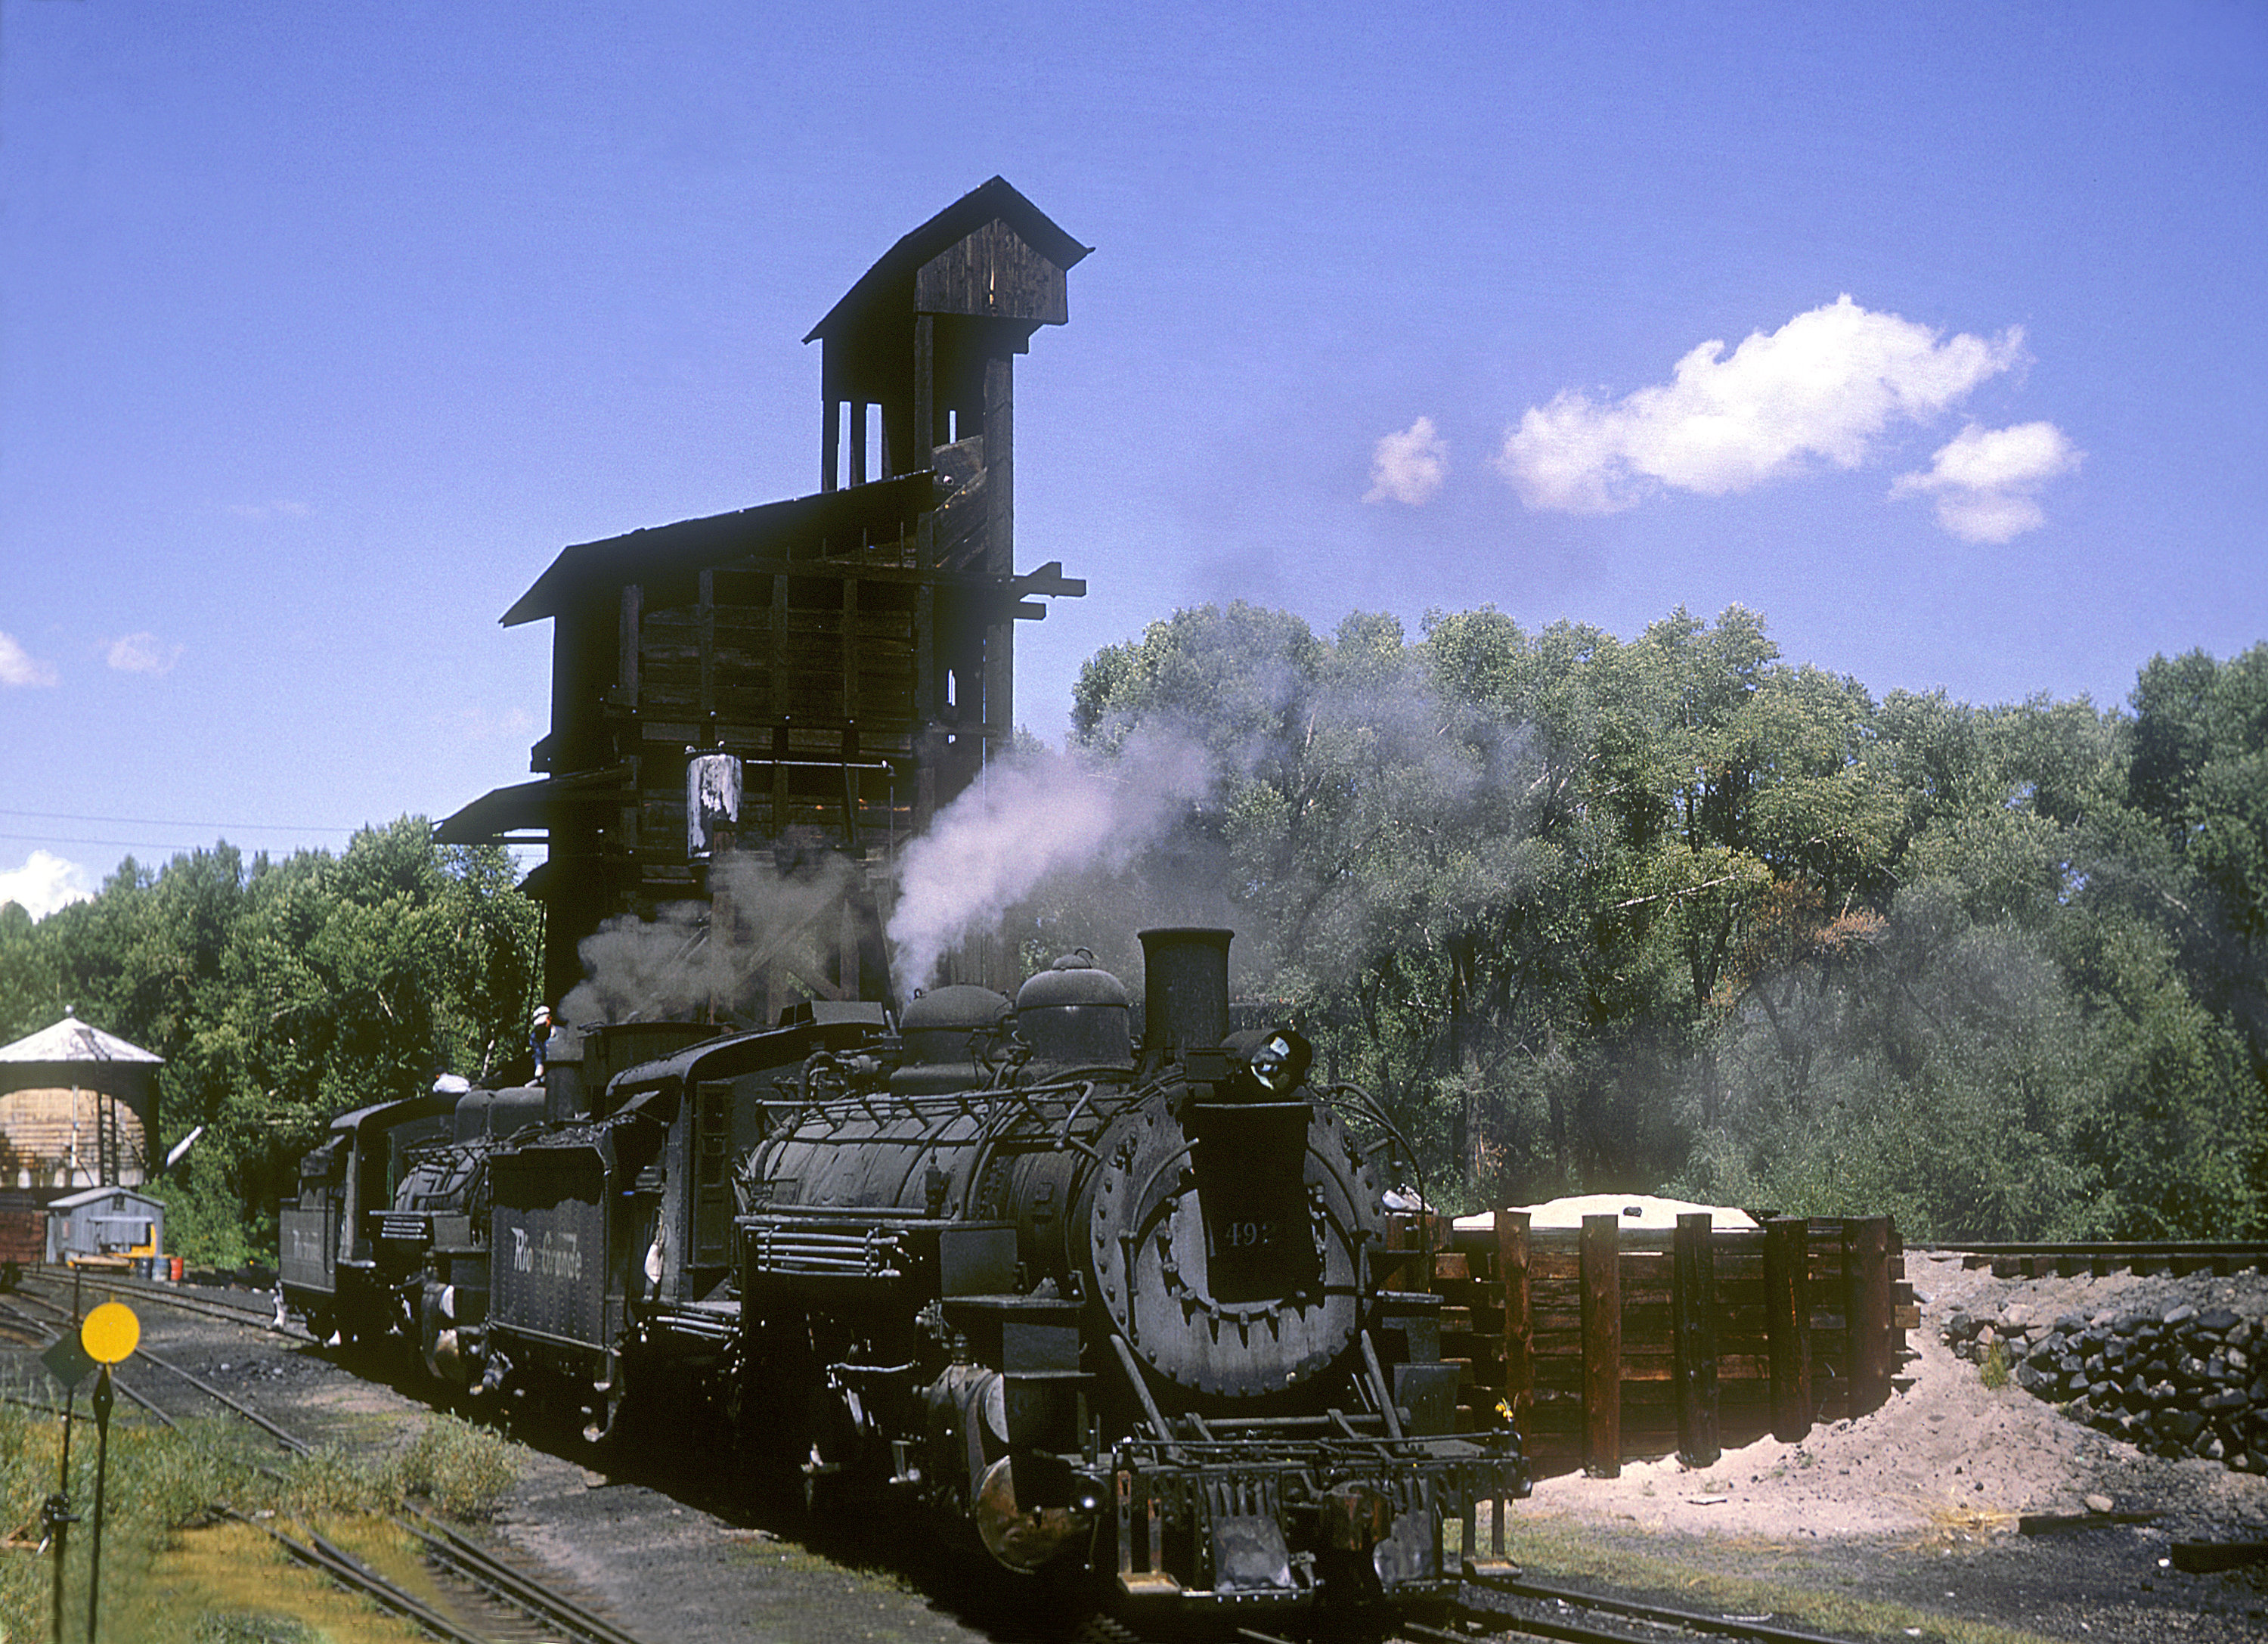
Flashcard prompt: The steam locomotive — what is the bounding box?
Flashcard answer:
[280,928,1529,1627]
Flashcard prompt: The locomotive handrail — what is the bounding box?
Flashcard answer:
[1359,1331,1405,1442]
[948,1077,1129,1219]
[1318,1080,1432,1245]
[1051,1080,1104,1162]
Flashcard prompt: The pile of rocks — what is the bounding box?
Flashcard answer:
[1944,1299,2266,1471]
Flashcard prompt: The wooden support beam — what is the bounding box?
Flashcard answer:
[983,353,1013,572]
[915,577,939,836]
[914,582,937,723]
[822,399,839,493]
[849,399,868,488]
[771,724,790,841]
[913,315,935,467]
[1845,1216,1893,1417]
[1765,1217,1813,1443]
[696,568,715,718]
[1673,1212,1721,1467]
[1580,1213,1620,1478]
[1493,1208,1532,1439]
[769,575,788,721]
[839,578,859,724]
[617,583,642,709]
[982,352,1015,755]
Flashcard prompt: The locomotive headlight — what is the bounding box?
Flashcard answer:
[1244,1028,1312,1095]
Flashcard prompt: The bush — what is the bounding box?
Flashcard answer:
[397,1413,515,1521]
[271,1441,398,1519]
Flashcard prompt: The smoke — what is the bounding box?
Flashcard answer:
[887,729,1215,994]
[560,851,861,1025]
[889,625,1551,1006]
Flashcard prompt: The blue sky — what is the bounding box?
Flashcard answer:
[4,1,2263,919]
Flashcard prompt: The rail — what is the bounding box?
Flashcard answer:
[8,1279,656,1644]
[1913,1239,2268,1278]
[15,1264,311,1341]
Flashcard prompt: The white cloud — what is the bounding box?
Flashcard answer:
[227,499,311,521]
[0,850,93,920]
[1365,416,1449,505]
[106,632,183,675]
[0,631,59,688]
[1497,296,2027,513]
[1890,420,2081,543]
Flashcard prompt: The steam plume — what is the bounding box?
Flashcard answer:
[888,730,1213,994]
[560,851,860,1025]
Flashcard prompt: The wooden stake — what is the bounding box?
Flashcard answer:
[1580,1213,1621,1477]
[1845,1216,1892,1416]
[1765,1217,1812,1443]
[1673,1211,1720,1467]
[1493,1208,1532,1437]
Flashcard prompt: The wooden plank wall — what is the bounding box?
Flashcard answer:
[0,1191,42,1265]
[1386,1211,1916,1478]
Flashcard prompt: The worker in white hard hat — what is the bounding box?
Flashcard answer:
[529,1005,553,1075]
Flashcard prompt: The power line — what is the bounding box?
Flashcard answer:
[0,832,333,854]
[0,808,359,834]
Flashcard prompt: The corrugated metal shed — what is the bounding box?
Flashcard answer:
[44,1183,165,1264]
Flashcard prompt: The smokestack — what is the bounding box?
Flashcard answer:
[1138,927,1232,1070]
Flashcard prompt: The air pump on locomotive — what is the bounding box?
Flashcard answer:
[284,926,1528,1620]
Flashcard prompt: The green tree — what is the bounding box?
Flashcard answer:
[0,821,542,1262]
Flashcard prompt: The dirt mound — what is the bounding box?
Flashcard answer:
[1520,1251,2268,1543]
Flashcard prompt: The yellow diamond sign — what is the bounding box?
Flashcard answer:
[80,1301,140,1366]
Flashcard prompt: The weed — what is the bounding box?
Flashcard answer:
[194,1612,323,1643]
[397,1414,515,1521]
[1492,1515,2071,1644]
[274,1441,401,1519]
[2,1403,461,1643]
[1979,1339,2012,1390]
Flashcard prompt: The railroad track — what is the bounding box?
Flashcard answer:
[5,1281,653,1644]
[7,1276,1903,1644]
[14,1264,310,1339]
[1914,1239,2268,1279]
[1223,1585,1874,1644]
[1429,1575,1869,1644]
